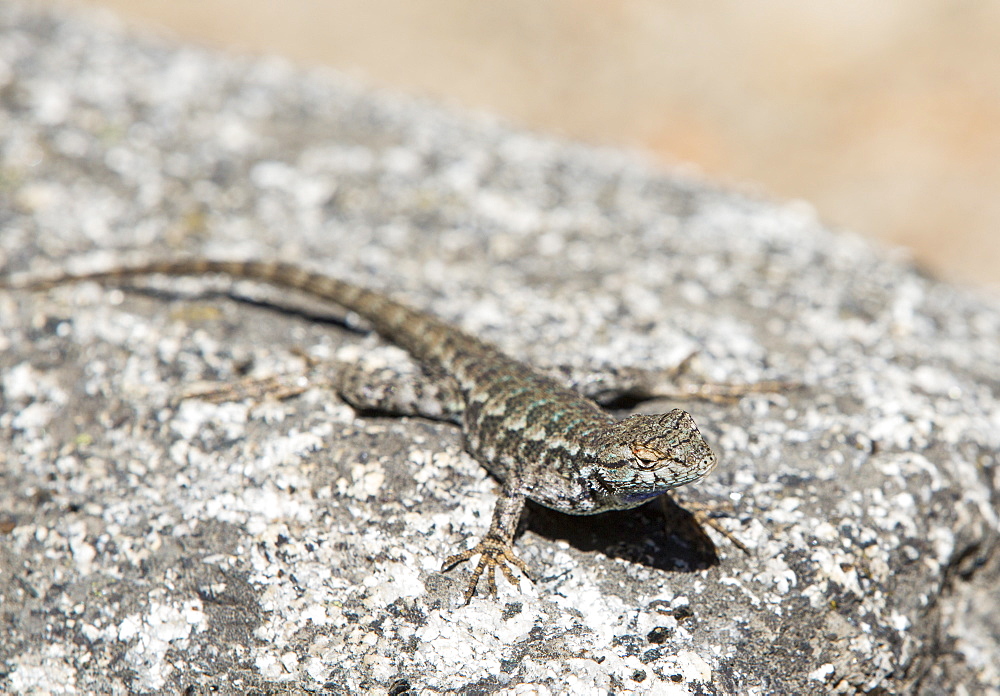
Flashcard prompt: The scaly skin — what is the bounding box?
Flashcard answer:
[3,259,719,603]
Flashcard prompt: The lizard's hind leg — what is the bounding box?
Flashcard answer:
[180,346,465,423]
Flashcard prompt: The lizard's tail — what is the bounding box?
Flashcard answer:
[2,258,490,365]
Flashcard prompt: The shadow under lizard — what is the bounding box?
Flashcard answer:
[4,259,766,603]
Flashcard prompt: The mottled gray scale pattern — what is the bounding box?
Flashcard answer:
[5,258,720,602]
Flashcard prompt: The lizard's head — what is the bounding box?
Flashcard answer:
[587,409,717,510]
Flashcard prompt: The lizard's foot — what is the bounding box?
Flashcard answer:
[660,494,750,560]
[683,500,750,554]
[181,373,315,404]
[180,348,328,404]
[659,352,797,404]
[654,379,797,405]
[442,537,530,604]
[557,356,799,407]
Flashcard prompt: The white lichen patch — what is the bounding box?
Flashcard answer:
[6,645,79,696]
[117,600,207,692]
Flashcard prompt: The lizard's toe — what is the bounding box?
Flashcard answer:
[443,537,530,604]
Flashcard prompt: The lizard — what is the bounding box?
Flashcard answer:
[2,258,771,603]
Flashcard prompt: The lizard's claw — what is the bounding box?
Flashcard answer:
[443,537,530,604]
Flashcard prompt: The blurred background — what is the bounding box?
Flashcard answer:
[60,1,999,290]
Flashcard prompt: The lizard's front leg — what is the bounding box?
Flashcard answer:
[442,485,530,604]
[551,354,794,406]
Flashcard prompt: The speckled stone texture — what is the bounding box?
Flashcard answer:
[1,2,998,694]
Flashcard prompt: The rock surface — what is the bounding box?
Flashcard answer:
[1,2,998,694]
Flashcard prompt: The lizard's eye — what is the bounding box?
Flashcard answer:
[631,445,665,469]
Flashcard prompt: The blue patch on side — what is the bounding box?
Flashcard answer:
[621,490,664,505]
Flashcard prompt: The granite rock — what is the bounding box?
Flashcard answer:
[1,2,998,694]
